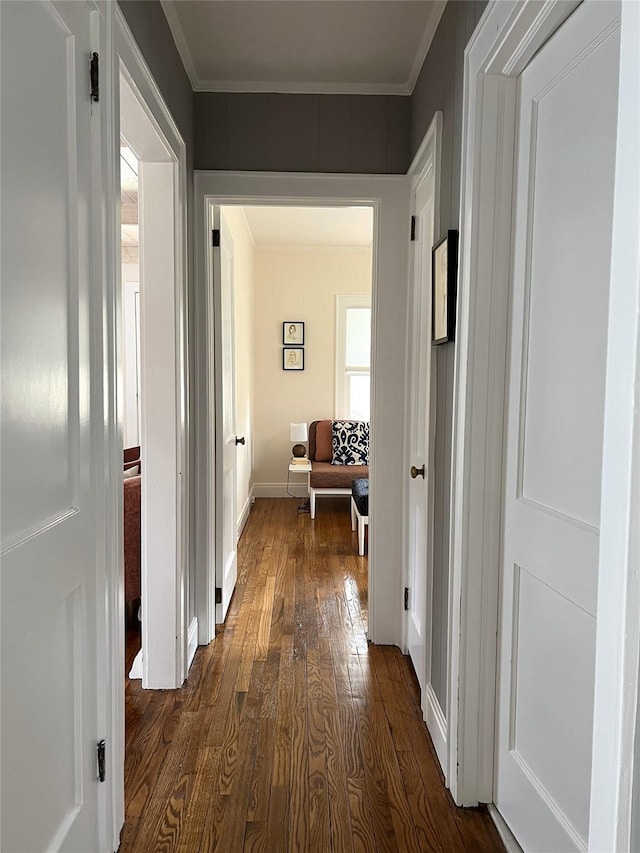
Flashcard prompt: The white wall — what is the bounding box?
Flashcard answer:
[253,247,372,493]
[220,207,255,529]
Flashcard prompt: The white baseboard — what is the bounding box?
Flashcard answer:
[187,617,198,672]
[425,682,448,777]
[487,804,523,853]
[253,482,307,499]
[237,490,253,539]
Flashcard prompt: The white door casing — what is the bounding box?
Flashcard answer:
[1,2,107,850]
[195,174,411,649]
[495,3,620,850]
[405,112,443,771]
[213,209,238,623]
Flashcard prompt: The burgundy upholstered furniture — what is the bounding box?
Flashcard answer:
[307,420,369,519]
[123,446,141,603]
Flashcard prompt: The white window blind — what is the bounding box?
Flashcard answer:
[345,307,371,368]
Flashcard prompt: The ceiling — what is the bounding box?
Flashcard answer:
[160,1,446,95]
[238,206,373,248]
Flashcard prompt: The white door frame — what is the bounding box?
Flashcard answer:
[404,112,447,770]
[105,7,190,846]
[449,6,640,850]
[194,171,411,647]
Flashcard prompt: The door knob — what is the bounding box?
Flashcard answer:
[235,436,246,446]
[410,465,425,479]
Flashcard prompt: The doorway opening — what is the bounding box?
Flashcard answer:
[209,203,374,629]
[117,64,190,687]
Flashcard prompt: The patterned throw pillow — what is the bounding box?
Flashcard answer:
[331,421,369,465]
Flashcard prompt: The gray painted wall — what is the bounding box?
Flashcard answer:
[118,0,487,674]
[195,93,410,173]
[410,0,487,713]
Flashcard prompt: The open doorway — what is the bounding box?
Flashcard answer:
[117,64,190,689]
[198,200,376,642]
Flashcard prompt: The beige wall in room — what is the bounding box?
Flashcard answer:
[253,247,372,491]
[221,207,255,525]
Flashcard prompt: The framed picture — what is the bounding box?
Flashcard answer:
[283,321,305,345]
[283,347,304,371]
[432,230,459,345]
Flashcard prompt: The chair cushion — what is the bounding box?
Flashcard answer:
[352,478,369,516]
[315,420,333,462]
[310,461,369,489]
[331,420,369,465]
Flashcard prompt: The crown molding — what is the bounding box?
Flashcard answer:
[406,0,447,92]
[159,0,199,90]
[161,0,446,97]
[192,79,413,96]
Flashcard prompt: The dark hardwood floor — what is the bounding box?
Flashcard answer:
[119,497,504,852]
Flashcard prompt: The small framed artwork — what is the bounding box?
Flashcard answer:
[432,230,459,345]
[283,321,305,345]
[283,347,304,371]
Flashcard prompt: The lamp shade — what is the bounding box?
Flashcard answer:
[290,422,308,442]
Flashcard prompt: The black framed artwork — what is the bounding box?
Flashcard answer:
[283,347,304,370]
[283,321,305,346]
[432,230,459,345]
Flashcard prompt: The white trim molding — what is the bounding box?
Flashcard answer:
[194,171,411,649]
[589,2,640,850]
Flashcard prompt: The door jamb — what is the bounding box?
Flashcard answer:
[450,6,640,841]
[194,172,411,649]
[106,6,190,845]
[448,0,581,808]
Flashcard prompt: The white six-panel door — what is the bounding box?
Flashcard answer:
[495,2,620,849]
[1,1,105,850]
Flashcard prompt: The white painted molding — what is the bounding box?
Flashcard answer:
[193,79,414,96]
[487,805,524,853]
[115,4,190,692]
[406,1,447,95]
[159,0,199,91]
[448,0,581,809]
[589,2,640,850]
[187,617,199,671]
[160,0,444,97]
[425,684,448,778]
[252,483,308,500]
[237,493,253,538]
[194,171,410,648]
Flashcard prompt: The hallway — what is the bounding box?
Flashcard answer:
[120,498,503,852]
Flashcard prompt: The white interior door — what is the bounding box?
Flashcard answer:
[213,210,238,622]
[406,162,437,745]
[496,3,620,850]
[1,1,105,850]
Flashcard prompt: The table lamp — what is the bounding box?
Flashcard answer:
[290,422,308,458]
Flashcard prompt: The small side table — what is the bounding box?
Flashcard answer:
[287,458,311,511]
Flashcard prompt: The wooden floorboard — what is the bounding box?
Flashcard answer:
[119,497,504,852]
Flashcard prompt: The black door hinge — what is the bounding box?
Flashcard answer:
[215,586,222,604]
[212,228,220,247]
[404,587,409,611]
[410,215,416,242]
[90,52,99,103]
[97,739,106,783]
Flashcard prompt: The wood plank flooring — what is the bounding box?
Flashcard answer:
[119,497,504,852]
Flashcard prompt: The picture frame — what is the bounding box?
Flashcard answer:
[432,230,459,345]
[283,347,304,371]
[283,321,305,346]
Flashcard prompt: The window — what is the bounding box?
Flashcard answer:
[336,295,371,420]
